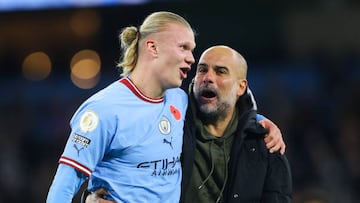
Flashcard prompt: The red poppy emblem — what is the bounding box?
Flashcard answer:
[170,105,181,121]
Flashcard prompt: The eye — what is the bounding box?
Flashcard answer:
[180,45,187,50]
[216,67,228,75]
[197,66,207,73]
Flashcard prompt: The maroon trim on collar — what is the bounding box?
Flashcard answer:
[119,78,164,104]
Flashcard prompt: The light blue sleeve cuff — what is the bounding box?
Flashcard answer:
[46,164,87,203]
[256,114,266,121]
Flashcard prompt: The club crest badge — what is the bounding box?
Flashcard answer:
[79,110,99,133]
[158,116,171,135]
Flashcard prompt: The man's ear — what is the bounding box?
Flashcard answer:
[237,79,247,96]
[145,39,157,57]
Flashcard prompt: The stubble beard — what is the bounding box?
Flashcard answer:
[196,101,231,124]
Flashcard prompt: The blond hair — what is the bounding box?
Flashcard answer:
[118,11,193,76]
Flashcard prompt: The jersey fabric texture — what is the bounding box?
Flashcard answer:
[58,77,188,202]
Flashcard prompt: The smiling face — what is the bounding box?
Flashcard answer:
[151,23,196,89]
[193,46,247,122]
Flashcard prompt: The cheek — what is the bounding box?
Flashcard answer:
[221,83,239,99]
[192,82,200,94]
[160,58,179,74]
[222,80,244,96]
[221,86,239,106]
[193,76,201,85]
[165,53,183,69]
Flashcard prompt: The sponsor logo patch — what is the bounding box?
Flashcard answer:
[72,133,91,148]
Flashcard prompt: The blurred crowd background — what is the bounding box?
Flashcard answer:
[0,0,359,202]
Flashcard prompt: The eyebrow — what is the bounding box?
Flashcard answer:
[197,63,230,73]
[214,65,228,70]
[198,63,228,70]
[197,63,208,67]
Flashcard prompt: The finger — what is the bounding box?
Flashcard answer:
[280,144,286,155]
[269,138,287,154]
[258,119,267,128]
[99,199,116,203]
[90,193,116,203]
[264,134,273,144]
[265,135,279,149]
[267,135,281,152]
[94,188,116,203]
[270,144,280,153]
[95,188,109,196]
[266,131,282,150]
[86,193,99,203]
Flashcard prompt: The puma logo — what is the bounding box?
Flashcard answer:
[73,144,84,156]
[163,137,173,149]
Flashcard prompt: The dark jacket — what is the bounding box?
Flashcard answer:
[180,88,292,203]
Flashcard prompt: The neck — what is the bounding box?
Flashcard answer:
[130,68,165,99]
[204,109,235,138]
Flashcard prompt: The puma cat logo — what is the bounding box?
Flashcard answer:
[163,137,173,150]
[73,144,84,156]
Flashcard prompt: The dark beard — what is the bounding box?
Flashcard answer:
[196,102,230,125]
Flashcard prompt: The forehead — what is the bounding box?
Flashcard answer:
[157,23,195,46]
[198,48,237,68]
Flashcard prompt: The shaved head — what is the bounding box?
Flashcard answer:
[193,45,248,124]
[199,45,247,80]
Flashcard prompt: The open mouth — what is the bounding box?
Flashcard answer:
[180,67,190,79]
[201,90,217,98]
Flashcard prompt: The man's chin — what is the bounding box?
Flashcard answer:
[170,80,183,89]
[199,105,217,115]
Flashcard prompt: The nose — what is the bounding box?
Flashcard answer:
[186,52,195,66]
[203,69,215,83]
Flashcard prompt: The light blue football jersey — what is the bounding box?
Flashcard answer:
[60,77,188,202]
